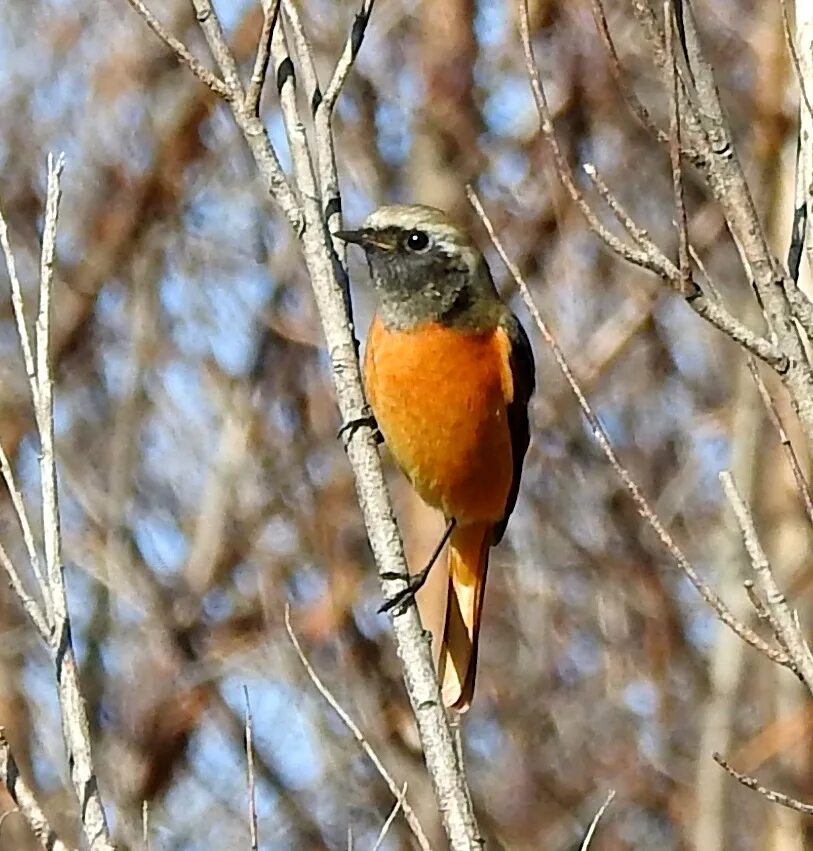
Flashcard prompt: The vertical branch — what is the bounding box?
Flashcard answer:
[243,687,259,851]
[0,156,114,850]
[663,0,691,293]
[35,156,114,851]
[123,2,484,848]
[794,0,813,284]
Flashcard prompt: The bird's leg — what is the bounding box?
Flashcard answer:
[379,517,457,616]
[338,406,382,444]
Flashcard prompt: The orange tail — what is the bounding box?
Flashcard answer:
[438,522,492,713]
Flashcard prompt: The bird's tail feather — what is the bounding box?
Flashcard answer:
[438,522,491,712]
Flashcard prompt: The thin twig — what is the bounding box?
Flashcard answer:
[0,540,49,641]
[743,579,773,630]
[371,784,408,851]
[582,162,652,248]
[713,752,813,815]
[281,0,322,113]
[580,790,616,851]
[519,0,671,279]
[142,800,150,851]
[468,187,796,672]
[189,0,245,97]
[19,155,113,851]
[322,0,376,113]
[719,471,813,692]
[780,0,813,122]
[0,728,74,851]
[0,187,39,407]
[746,360,813,530]
[0,442,50,604]
[123,0,231,98]
[244,686,259,851]
[588,0,668,143]
[245,0,281,116]
[664,0,691,294]
[284,606,433,851]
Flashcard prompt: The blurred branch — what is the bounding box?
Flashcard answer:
[588,0,669,144]
[713,753,813,816]
[243,688,259,851]
[0,156,113,850]
[0,728,74,851]
[284,606,433,851]
[371,783,408,851]
[580,790,616,851]
[746,359,813,530]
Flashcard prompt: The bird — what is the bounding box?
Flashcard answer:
[336,204,535,712]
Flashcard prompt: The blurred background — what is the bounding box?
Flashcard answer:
[0,0,810,848]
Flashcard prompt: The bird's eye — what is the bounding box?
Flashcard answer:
[405,230,430,252]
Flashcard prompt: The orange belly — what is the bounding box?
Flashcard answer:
[364,315,513,524]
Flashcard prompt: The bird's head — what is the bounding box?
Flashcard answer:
[336,204,498,329]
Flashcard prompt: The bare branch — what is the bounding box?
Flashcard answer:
[245,0,281,116]
[0,728,74,851]
[468,186,796,673]
[580,790,616,851]
[284,606,433,851]
[588,0,668,143]
[188,0,244,98]
[281,0,322,113]
[142,801,150,851]
[719,471,813,692]
[0,155,114,850]
[123,0,231,98]
[323,0,375,113]
[0,540,49,641]
[713,752,813,816]
[663,1,691,294]
[580,163,786,369]
[243,687,259,851]
[746,360,813,530]
[781,0,813,122]
[519,0,674,280]
[372,784,408,851]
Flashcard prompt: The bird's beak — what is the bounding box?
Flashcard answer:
[334,228,367,245]
[334,228,395,251]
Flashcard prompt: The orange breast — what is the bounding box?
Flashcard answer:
[364,315,514,524]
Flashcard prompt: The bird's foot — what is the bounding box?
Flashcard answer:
[378,568,432,616]
[338,409,382,444]
[378,518,457,616]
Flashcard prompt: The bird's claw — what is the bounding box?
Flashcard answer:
[378,575,425,616]
[338,411,382,444]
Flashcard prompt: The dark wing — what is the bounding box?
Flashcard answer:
[494,311,535,544]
